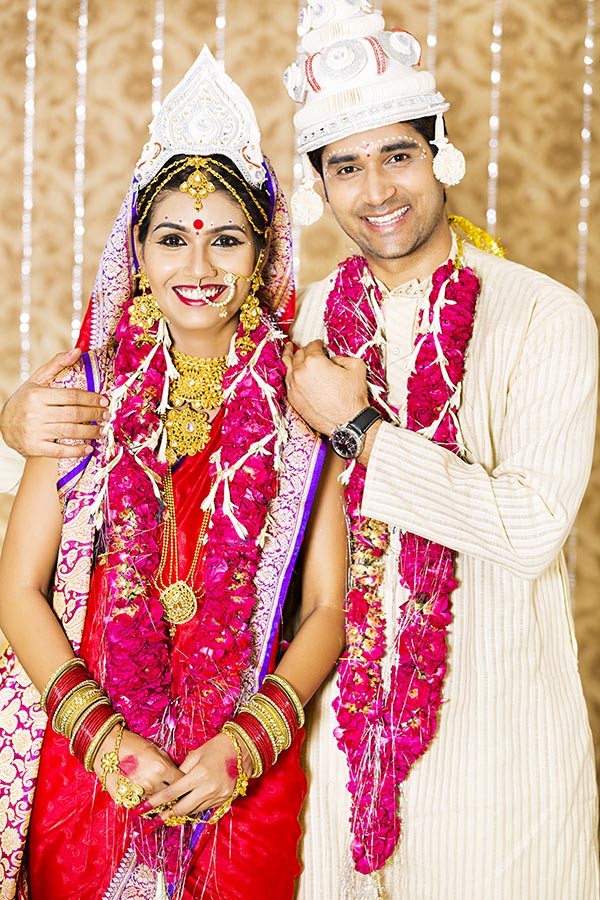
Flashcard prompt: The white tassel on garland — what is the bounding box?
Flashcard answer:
[90,317,174,525]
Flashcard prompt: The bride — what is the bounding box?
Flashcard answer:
[0,47,345,900]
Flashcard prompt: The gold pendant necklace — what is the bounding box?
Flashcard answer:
[156,466,212,630]
[165,350,227,464]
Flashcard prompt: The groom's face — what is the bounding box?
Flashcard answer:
[318,122,447,268]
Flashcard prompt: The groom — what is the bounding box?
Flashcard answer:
[280,3,599,899]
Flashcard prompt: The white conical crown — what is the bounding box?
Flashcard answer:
[284,0,465,225]
[284,2,448,156]
[135,45,265,189]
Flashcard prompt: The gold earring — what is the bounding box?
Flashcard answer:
[131,272,162,342]
[237,258,264,355]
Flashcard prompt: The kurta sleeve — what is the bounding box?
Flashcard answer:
[362,299,598,579]
[0,436,24,496]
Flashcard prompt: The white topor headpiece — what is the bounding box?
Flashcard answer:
[284,0,465,224]
[135,45,265,190]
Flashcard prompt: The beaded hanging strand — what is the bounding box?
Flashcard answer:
[426,0,438,76]
[20,0,37,382]
[568,0,596,592]
[215,0,227,65]
[152,0,165,117]
[486,0,503,234]
[577,0,594,301]
[70,0,89,342]
[291,0,306,279]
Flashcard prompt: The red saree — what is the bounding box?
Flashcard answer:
[27,413,306,900]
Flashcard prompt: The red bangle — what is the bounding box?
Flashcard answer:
[46,667,94,720]
[234,711,275,770]
[71,702,114,764]
[258,682,299,737]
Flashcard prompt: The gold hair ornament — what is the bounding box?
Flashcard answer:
[179,156,216,210]
[137,155,269,235]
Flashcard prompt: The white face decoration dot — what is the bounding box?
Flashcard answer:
[323,134,428,175]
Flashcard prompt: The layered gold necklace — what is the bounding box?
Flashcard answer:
[155,466,212,632]
[164,349,228,464]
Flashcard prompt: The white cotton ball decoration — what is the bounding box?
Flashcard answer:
[432,139,466,186]
[291,182,325,226]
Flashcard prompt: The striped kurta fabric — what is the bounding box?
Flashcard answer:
[291,243,600,900]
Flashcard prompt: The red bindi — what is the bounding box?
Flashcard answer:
[193,218,204,230]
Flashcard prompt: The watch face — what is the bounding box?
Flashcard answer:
[331,426,362,459]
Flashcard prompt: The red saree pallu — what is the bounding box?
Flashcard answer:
[26,407,312,900]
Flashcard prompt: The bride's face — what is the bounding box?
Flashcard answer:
[137,187,257,357]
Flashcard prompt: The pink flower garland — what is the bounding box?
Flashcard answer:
[324,253,480,874]
[93,299,287,891]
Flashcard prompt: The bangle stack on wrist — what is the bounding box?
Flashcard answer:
[222,673,305,779]
[41,657,125,772]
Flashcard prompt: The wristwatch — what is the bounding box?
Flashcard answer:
[330,406,382,460]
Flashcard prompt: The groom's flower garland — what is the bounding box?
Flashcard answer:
[324,251,480,875]
[92,297,286,889]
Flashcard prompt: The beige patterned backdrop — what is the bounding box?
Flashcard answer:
[1,0,599,778]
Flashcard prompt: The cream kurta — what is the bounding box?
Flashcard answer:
[292,242,599,900]
[0,437,24,496]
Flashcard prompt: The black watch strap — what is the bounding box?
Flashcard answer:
[348,406,382,435]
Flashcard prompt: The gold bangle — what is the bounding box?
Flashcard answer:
[52,682,105,738]
[83,712,125,773]
[254,694,292,748]
[263,673,305,728]
[240,699,280,757]
[40,657,87,712]
[208,730,249,824]
[246,696,291,755]
[241,697,289,760]
[254,702,289,757]
[222,722,263,779]
[68,698,110,754]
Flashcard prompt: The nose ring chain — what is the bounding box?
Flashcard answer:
[198,272,237,317]
[197,253,263,319]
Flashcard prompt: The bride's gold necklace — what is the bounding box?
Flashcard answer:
[164,349,227,464]
[156,465,212,632]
